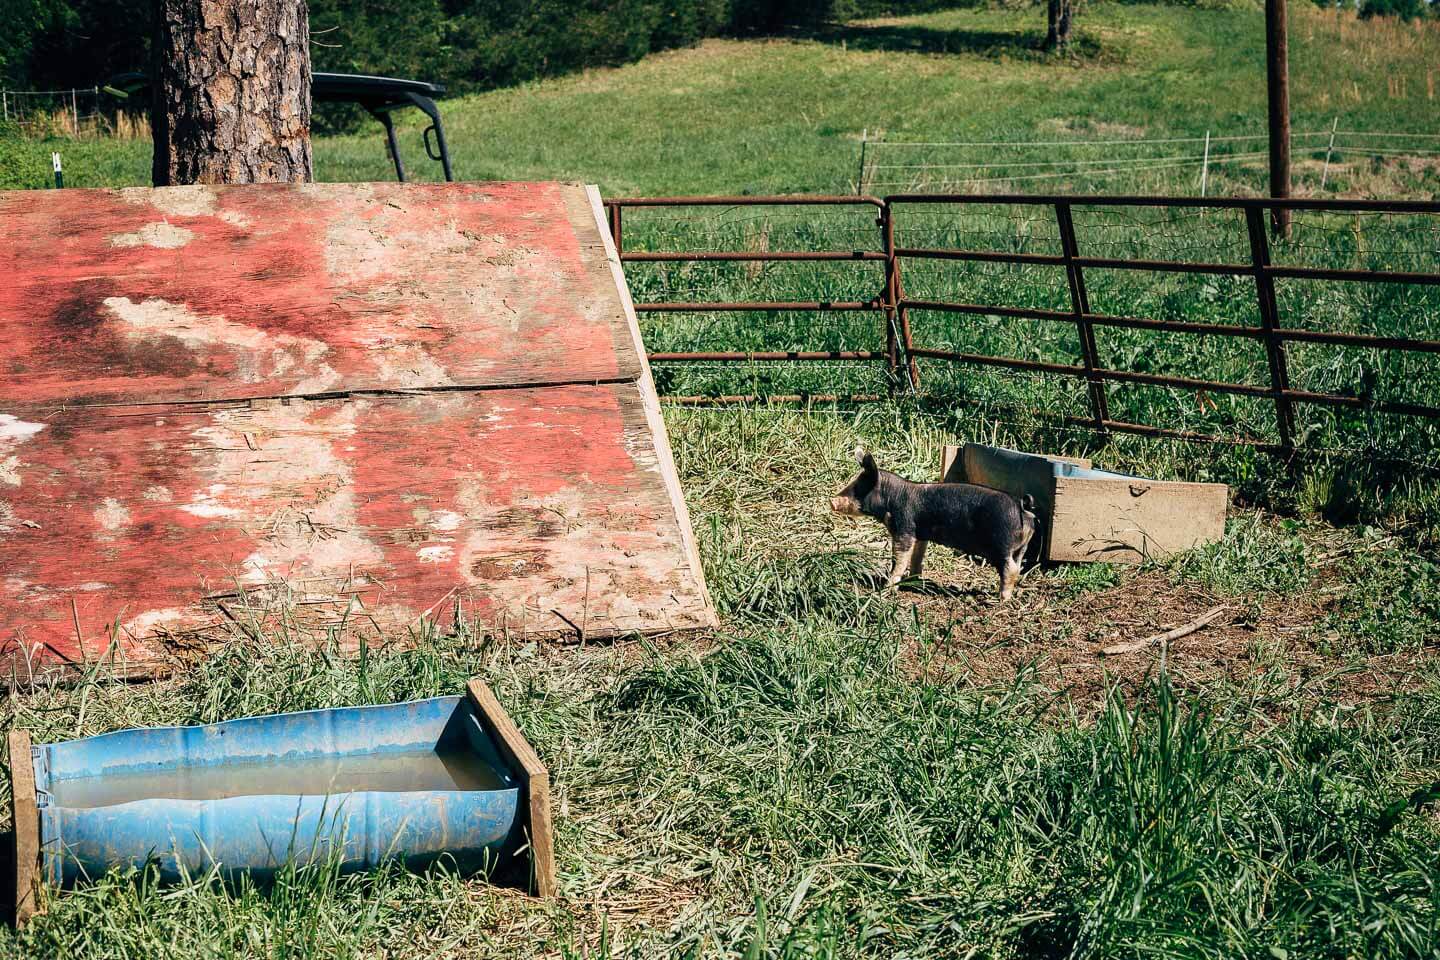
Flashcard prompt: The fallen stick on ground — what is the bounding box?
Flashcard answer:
[1101,605,1232,656]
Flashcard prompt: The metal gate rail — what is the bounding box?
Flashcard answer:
[604,193,1440,453]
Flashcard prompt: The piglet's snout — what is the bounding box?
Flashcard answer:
[831,495,860,515]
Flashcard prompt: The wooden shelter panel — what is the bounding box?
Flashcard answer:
[0,181,638,409]
[0,384,711,671]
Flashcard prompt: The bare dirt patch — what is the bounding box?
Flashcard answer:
[1039,118,1147,139]
[897,565,1429,711]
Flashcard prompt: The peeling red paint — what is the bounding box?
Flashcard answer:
[0,182,636,409]
[0,182,711,678]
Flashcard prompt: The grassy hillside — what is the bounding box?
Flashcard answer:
[5,4,1438,195]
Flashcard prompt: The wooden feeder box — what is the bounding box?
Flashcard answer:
[941,443,1228,564]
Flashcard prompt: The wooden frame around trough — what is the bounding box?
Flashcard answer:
[942,443,1227,564]
[465,678,557,898]
[9,728,39,926]
[6,678,554,927]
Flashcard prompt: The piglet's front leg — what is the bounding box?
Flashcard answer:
[908,540,928,578]
[885,534,917,587]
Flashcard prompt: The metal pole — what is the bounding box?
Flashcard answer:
[1266,0,1292,237]
[52,152,62,189]
[1319,116,1338,191]
[881,204,898,385]
[1244,206,1296,451]
[856,129,868,196]
[1055,201,1110,431]
[2,91,8,123]
[882,204,918,390]
[377,112,406,182]
[1199,131,1210,197]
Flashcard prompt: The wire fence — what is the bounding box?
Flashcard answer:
[0,87,147,139]
[854,127,1440,196]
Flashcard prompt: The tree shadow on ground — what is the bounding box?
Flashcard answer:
[794,21,1051,60]
[785,20,1114,63]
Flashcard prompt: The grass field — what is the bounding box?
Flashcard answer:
[4,4,1439,195]
[2,4,1440,958]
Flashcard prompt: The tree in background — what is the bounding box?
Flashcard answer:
[150,0,312,185]
[1046,0,1076,51]
[0,0,50,87]
[1359,0,1429,20]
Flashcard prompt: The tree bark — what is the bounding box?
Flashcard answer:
[151,0,312,186]
[1046,0,1074,51]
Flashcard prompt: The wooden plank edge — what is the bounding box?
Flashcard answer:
[559,183,645,385]
[0,608,720,692]
[464,678,556,899]
[941,445,961,483]
[8,729,39,927]
[585,184,716,627]
[0,657,174,693]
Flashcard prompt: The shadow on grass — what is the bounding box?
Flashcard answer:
[800,21,1050,59]
[853,569,980,599]
[0,829,14,927]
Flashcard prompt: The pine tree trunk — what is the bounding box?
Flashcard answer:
[151,0,312,186]
[1046,0,1073,51]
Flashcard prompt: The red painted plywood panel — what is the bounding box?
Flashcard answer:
[0,385,711,673]
[0,181,637,409]
[0,181,712,682]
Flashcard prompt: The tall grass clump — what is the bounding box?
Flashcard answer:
[604,627,1440,957]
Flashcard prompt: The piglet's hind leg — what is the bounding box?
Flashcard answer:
[999,556,1022,601]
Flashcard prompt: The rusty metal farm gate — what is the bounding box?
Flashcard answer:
[603,194,1440,457]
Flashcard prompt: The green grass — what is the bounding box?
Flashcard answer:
[7,4,1440,194]
[3,407,1439,958]
[2,4,1440,957]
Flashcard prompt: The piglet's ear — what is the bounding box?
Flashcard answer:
[852,445,867,466]
[861,453,878,474]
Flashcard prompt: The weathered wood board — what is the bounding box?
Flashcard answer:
[9,729,40,925]
[466,678,556,898]
[0,182,713,680]
[1047,474,1228,563]
[0,182,639,409]
[941,443,1227,564]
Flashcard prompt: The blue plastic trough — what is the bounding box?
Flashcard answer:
[7,680,555,923]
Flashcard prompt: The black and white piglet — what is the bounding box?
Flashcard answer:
[830,448,1037,600]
